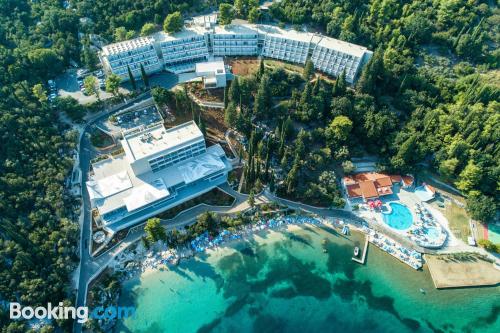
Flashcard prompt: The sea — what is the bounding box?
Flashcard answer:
[115,225,500,333]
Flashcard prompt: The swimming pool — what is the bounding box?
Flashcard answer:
[424,226,441,240]
[383,202,413,230]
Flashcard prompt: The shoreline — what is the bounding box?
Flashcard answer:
[114,214,425,282]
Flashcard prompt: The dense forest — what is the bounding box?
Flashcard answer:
[248,0,498,221]
[0,0,201,332]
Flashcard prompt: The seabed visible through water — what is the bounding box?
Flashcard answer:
[116,225,500,333]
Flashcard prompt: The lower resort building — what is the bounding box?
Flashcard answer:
[86,121,233,233]
[343,172,414,202]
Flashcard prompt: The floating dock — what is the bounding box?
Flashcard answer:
[352,236,369,264]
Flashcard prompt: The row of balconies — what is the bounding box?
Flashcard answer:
[161,37,205,47]
[108,51,159,65]
[213,34,258,40]
[110,56,161,70]
[113,62,163,76]
[163,52,209,63]
[264,38,309,46]
[162,47,209,57]
[106,46,155,61]
[213,41,258,46]
[161,42,207,53]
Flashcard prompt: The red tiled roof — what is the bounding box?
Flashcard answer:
[402,176,414,186]
[359,181,379,199]
[346,184,363,198]
[375,176,392,187]
[344,172,405,199]
[390,175,402,183]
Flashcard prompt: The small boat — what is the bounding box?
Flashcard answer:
[419,288,426,294]
[354,247,360,257]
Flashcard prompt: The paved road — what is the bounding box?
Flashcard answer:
[74,90,157,333]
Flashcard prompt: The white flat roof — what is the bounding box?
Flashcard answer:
[154,27,206,43]
[87,145,228,216]
[121,121,204,162]
[102,36,155,56]
[195,60,225,74]
[123,178,170,212]
[87,171,132,200]
[316,36,369,58]
[258,25,317,43]
[213,24,260,35]
[178,151,227,184]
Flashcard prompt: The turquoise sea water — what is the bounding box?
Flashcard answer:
[383,202,414,230]
[116,225,500,333]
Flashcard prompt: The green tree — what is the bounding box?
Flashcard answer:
[27,48,63,78]
[219,4,235,25]
[32,84,48,103]
[163,11,183,33]
[228,77,240,103]
[127,65,137,90]
[140,64,149,88]
[326,115,353,144]
[254,75,271,117]
[456,160,482,193]
[54,96,86,121]
[152,86,174,107]
[248,189,255,207]
[332,71,347,97]
[258,59,265,79]
[81,38,99,71]
[303,58,315,81]
[356,49,384,95]
[234,0,247,17]
[144,218,167,243]
[114,27,128,41]
[83,75,100,100]
[478,239,499,253]
[439,158,459,179]
[248,7,260,23]
[466,191,496,223]
[141,23,157,36]
[225,102,238,127]
[105,73,121,96]
[342,160,355,174]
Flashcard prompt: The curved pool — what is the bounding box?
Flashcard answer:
[382,202,413,230]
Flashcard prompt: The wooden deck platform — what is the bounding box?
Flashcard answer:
[352,236,369,264]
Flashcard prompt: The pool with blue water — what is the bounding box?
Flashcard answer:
[383,202,413,230]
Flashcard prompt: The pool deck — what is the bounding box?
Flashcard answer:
[426,254,500,288]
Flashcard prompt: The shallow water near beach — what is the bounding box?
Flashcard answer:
[115,225,500,333]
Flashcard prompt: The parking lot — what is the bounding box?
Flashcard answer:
[55,69,129,104]
[98,105,163,136]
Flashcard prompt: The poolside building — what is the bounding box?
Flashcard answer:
[100,36,163,80]
[343,172,408,202]
[86,121,233,233]
[100,16,373,83]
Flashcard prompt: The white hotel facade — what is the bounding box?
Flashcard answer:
[100,16,373,83]
[86,121,232,233]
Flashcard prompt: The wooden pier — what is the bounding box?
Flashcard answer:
[352,236,369,264]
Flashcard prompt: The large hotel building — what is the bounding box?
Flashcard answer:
[100,16,373,83]
[86,121,233,233]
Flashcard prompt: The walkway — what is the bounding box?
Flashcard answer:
[187,90,225,109]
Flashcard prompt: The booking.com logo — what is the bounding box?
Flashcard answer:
[10,302,135,323]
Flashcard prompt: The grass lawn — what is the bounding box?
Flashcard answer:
[443,201,470,242]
